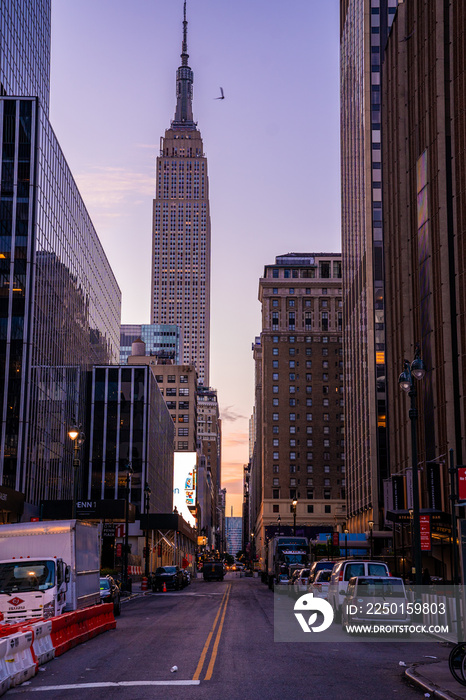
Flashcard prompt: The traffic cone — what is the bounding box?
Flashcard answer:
[163,582,167,593]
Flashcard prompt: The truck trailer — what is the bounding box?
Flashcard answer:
[0,519,101,623]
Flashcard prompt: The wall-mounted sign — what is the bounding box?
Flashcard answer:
[458,467,466,502]
[420,515,431,551]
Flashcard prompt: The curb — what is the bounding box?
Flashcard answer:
[405,664,466,700]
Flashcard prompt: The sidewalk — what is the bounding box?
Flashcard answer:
[406,658,466,699]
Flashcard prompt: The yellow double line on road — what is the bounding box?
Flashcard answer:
[192,584,231,681]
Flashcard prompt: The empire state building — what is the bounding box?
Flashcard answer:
[151,2,211,385]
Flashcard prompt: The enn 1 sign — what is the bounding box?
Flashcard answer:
[458,467,466,502]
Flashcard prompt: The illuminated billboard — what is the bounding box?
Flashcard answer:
[173,452,197,527]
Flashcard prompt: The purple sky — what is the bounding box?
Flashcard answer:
[50,0,341,516]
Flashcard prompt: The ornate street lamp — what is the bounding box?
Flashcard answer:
[68,425,84,519]
[344,529,349,559]
[399,344,427,587]
[292,499,298,536]
[144,482,151,578]
[277,514,281,537]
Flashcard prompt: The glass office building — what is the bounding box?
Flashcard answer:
[88,365,174,515]
[120,324,181,365]
[0,1,121,517]
[0,97,121,507]
[0,0,51,116]
[225,517,243,557]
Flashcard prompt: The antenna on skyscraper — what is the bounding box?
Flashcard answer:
[181,0,188,66]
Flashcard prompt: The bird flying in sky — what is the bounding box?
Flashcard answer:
[215,87,225,100]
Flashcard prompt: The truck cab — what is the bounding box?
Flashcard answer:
[0,557,70,622]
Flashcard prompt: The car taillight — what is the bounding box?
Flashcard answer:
[388,572,392,577]
[339,571,344,581]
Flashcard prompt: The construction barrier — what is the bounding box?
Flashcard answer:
[29,620,55,667]
[5,630,36,687]
[0,638,10,697]
[0,603,116,691]
[127,566,142,576]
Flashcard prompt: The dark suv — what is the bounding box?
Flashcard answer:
[152,566,185,591]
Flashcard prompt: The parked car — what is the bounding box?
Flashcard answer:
[152,566,184,591]
[327,560,390,620]
[99,575,121,616]
[292,568,311,594]
[308,560,335,583]
[341,576,410,633]
[308,568,332,599]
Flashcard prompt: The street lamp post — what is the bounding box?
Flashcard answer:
[277,515,281,537]
[123,463,133,592]
[399,344,426,587]
[368,520,374,559]
[344,529,349,559]
[144,482,151,579]
[68,425,84,520]
[292,499,298,536]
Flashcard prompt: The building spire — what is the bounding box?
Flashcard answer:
[172,0,195,127]
[181,0,188,66]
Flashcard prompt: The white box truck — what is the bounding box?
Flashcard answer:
[0,520,101,623]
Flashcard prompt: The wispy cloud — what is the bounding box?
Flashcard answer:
[74,167,153,212]
[221,405,248,422]
[222,432,248,449]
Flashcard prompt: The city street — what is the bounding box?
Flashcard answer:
[8,574,451,699]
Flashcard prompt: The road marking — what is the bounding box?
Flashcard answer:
[204,584,231,681]
[25,681,201,691]
[192,584,231,681]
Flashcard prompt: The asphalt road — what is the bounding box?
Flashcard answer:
[9,573,451,699]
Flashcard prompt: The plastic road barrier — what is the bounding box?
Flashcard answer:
[0,638,10,697]
[5,630,35,687]
[0,602,116,690]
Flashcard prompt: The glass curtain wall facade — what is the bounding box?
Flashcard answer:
[0,97,121,505]
[0,0,51,117]
[88,365,174,514]
[151,3,211,385]
[340,0,397,531]
[120,323,181,364]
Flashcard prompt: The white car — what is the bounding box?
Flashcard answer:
[327,560,390,620]
[341,576,410,633]
[308,568,332,599]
